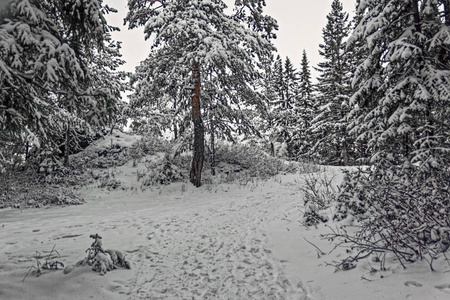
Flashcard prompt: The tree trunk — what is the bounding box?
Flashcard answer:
[209,103,216,176]
[270,142,275,157]
[25,141,29,161]
[174,123,178,140]
[411,0,421,32]
[440,2,450,67]
[190,63,204,187]
[342,139,349,166]
[64,120,70,167]
[445,1,450,25]
[404,134,410,158]
[174,96,179,140]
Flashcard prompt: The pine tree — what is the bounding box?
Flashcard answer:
[125,0,276,187]
[0,0,126,167]
[309,0,353,165]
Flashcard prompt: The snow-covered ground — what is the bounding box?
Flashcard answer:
[1,137,449,299]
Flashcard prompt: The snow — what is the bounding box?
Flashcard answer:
[1,146,450,299]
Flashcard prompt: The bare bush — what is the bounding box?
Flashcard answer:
[299,170,337,226]
[328,167,450,271]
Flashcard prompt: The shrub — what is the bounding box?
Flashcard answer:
[327,166,450,270]
[140,154,186,188]
[212,142,298,180]
[300,171,337,226]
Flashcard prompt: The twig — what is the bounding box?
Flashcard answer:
[22,266,36,283]
[303,237,326,255]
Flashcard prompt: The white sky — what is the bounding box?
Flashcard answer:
[105,0,356,79]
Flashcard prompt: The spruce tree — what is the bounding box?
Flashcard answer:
[334,0,450,266]
[266,55,299,158]
[272,55,286,104]
[348,0,450,170]
[0,0,126,168]
[292,50,315,159]
[309,0,353,165]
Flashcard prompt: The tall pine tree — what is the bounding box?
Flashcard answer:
[125,0,276,187]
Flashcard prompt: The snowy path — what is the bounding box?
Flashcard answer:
[0,172,310,300]
[127,192,307,299]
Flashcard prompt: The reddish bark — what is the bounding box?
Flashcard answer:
[190,63,204,187]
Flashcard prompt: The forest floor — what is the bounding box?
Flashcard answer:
[1,134,450,299]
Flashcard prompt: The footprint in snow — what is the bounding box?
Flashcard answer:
[404,281,423,287]
[435,284,450,293]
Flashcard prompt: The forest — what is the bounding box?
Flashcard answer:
[0,0,450,299]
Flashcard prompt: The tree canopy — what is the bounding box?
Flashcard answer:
[0,0,127,168]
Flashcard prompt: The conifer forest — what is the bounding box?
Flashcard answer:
[0,1,449,299]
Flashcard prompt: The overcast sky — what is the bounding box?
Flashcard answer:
[105,0,356,78]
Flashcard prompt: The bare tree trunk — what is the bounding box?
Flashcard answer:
[25,141,29,161]
[445,0,450,25]
[342,141,349,166]
[64,120,70,167]
[190,63,204,187]
[174,95,178,140]
[411,0,421,32]
[404,134,410,158]
[209,103,216,176]
[440,1,450,66]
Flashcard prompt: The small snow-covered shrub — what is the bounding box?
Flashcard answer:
[94,170,122,190]
[213,142,297,180]
[300,171,337,226]
[328,166,450,270]
[140,155,186,188]
[128,135,170,163]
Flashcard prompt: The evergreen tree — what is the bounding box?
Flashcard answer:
[283,56,300,157]
[345,2,372,163]
[334,0,450,265]
[265,55,300,158]
[292,50,315,158]
[0,0,126,168]
[309,0,353,165]
[125,0,276,187]
[272,55,286,104]
[258,54,278,156]
[283,57,298,111]
[348,0,450,170]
